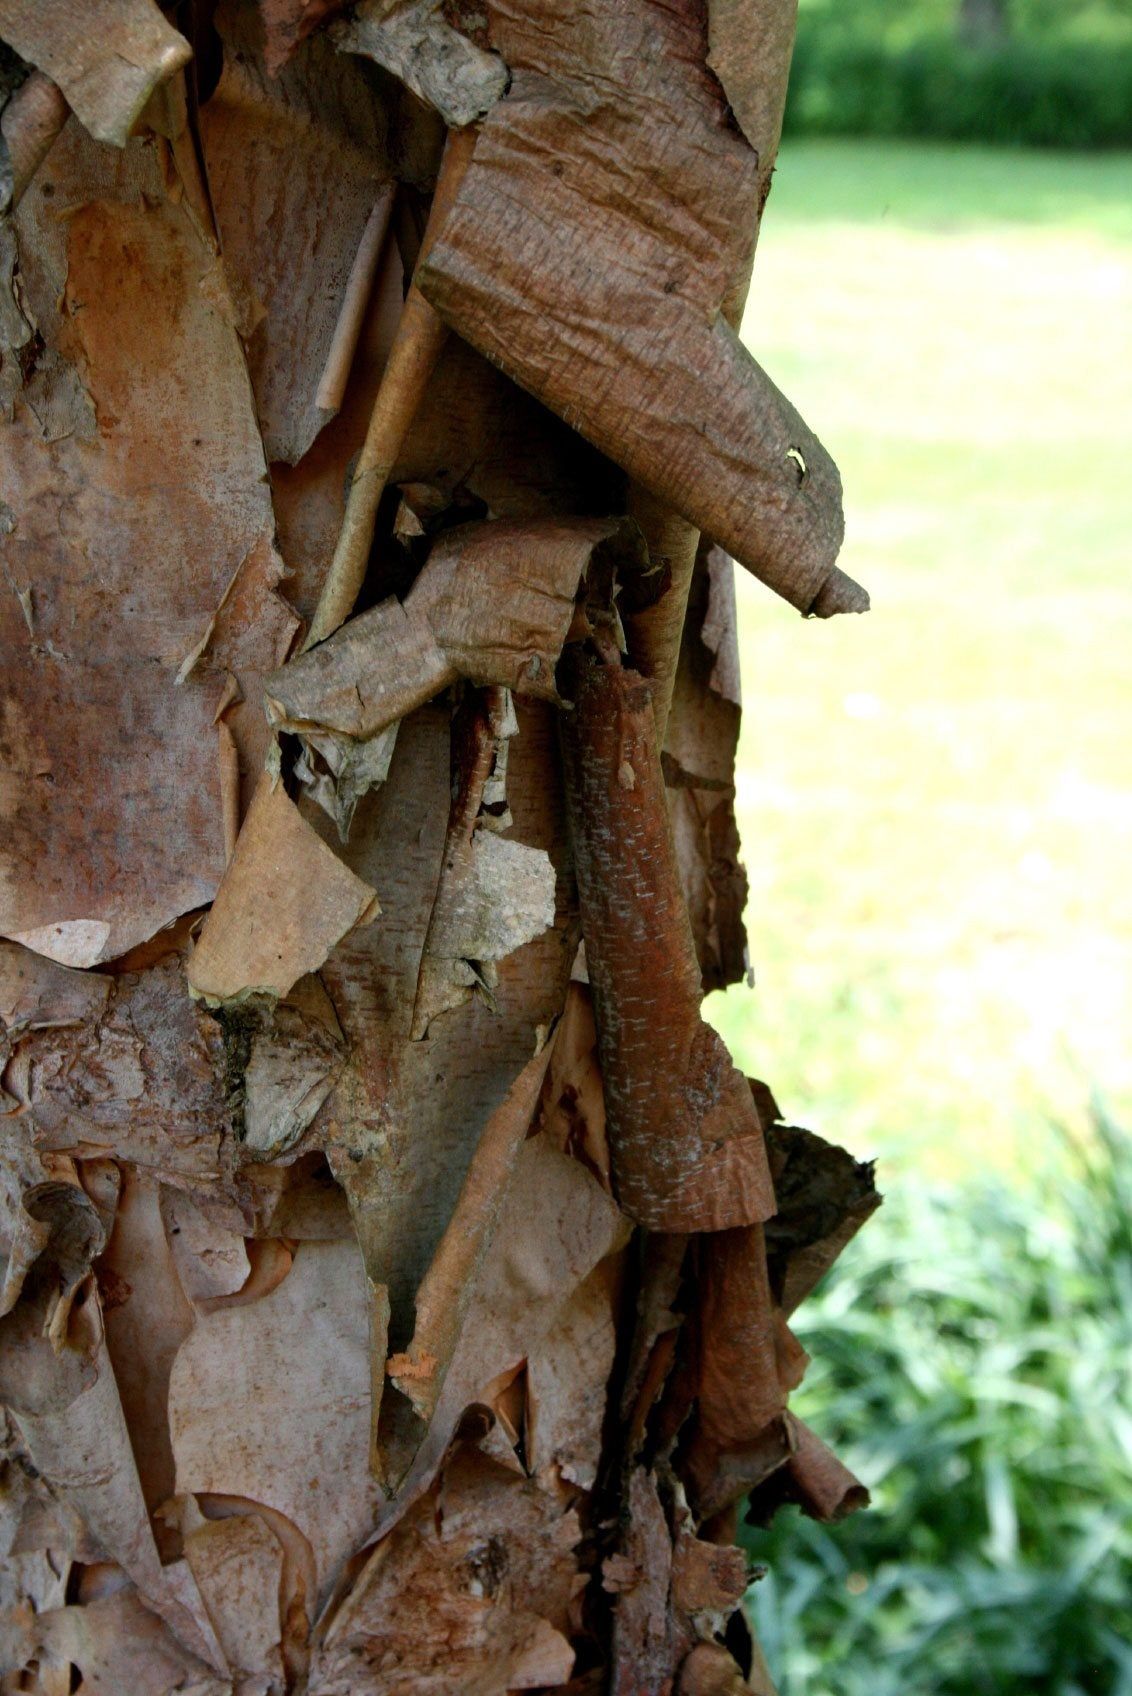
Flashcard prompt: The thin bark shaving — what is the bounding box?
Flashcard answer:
[186,769,381,1005]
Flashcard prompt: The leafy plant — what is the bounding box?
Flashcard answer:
[784,31,1132,148]
[744,1108,1132,1695]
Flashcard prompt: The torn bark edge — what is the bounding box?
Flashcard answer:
[185,761,381,1006]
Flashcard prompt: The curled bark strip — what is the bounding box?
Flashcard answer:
[619,85,772,746]
[276,598,449,748]
[417,0,867,618]
[306,286,443,597]
[316,185,396,417]
[677,1109,874,1528]
[268,513,619,745]
[680,1223,792,1521]
[746,1414,870,1527]
[558,653,774,1232]
[0,0,191,149]
[186,771,381,1005]
[621,488,701,744]
[0,72,70,207]
[386,1038,553,1420]
[303,126,476,649]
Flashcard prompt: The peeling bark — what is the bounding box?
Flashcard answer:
[0,0,189,148]
[559,653,773,1232]
[0,1,880,1687]
[416,0,868,618]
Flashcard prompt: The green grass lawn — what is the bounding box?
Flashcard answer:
[707,140,1132,1179]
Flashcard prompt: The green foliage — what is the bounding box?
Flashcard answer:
[797,0,1132,47]
[786,3,1132,148]
[743,1111,1132,1695]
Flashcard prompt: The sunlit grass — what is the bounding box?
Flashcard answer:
[707,141,1132,1178]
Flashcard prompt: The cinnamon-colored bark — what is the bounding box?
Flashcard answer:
[559,653,774,1232]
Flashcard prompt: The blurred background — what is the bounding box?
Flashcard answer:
[704,1,1132,1689]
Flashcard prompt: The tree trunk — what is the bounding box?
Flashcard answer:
[0,2,878,1691]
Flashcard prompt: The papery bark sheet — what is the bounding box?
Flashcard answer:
[0,0,189,147]
[416,0,867,618]
[266,514,619,746]
[186,773,381,1004]
[0,121,297,965]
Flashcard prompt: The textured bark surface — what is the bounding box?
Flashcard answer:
[0,3,880,1691]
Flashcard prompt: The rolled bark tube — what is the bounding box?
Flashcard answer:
[315,183,396,416]
[1,71,70,207]
[303,126,476,650]
[558,651,774,1232]
[681,1222,792,1520]
[621,488,700,744]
